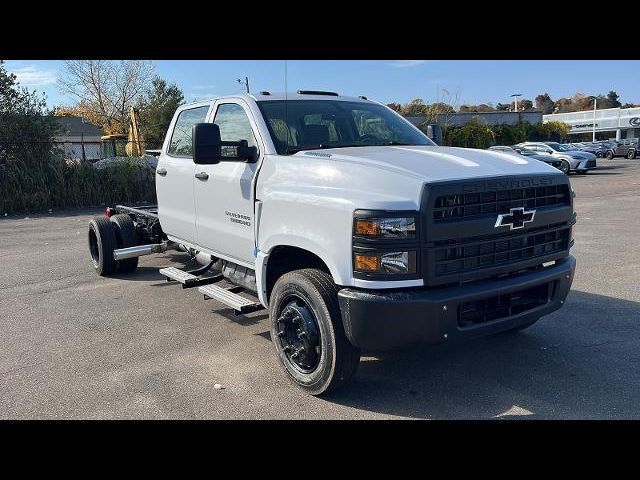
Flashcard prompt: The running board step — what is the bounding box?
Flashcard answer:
[198,284,263,315]
[159,267,221,288]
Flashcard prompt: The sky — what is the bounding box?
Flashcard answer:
[4,60,640,109]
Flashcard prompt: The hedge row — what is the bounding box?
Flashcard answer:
[0,156,156,214]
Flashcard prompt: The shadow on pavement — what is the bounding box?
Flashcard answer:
[321,290,640,420]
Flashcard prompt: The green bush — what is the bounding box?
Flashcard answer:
[0,156,156,214]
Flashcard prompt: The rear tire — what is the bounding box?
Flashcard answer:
[88,216,117,276]
[606,151,614,159]
[627,150,636,159]
[269,268,360,396]
[110,214,139,273]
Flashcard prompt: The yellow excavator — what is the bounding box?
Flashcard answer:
[101,106,145,158]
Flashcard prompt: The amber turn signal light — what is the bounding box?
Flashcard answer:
[354,253,379,272]
[354,219,380,236]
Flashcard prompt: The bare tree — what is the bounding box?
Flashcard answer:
[58,60,154,133]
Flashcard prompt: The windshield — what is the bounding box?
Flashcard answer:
[514,147,537,156]
[549,143,574,152]
[257,100,435,155]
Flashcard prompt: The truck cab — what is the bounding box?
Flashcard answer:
[91,91,576,395]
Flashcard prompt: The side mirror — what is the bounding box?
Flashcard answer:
[426,124,442,145]
[192,123,258,164]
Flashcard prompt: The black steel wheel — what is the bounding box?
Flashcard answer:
[88,216,117,276]
[276,296,322,374]
[269,269,360,395]
[110,214,139,273]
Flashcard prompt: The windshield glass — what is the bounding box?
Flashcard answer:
[552,143,574,152]
[514,147,537,156]
[257,100,435,154]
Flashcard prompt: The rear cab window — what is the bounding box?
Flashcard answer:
[167,105,210,157]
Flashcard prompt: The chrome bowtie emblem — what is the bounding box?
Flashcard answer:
[495,207,536,230]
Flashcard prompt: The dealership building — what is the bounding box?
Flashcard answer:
[543,107,640,141]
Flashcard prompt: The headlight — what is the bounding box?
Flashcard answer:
[352,210,420,279]
[353,216,416,239]
[354,251,417,274]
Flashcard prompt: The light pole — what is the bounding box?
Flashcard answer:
[511,93,522,112]
[237,76,250,93]
[588,96,597,142]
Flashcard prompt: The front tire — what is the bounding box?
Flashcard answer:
[558,159,570,175]
[269,269,360,396]
[627,150,636,159]
[606,150,614,159]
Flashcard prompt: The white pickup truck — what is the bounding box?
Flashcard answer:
[87,90,576,395]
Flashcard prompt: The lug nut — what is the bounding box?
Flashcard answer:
[283,345,293,353]
[298,331,307,339]
[277,330,285,337]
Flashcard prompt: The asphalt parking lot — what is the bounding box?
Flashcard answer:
[1,158,639,419]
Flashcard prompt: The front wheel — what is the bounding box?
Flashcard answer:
[627,150,636,159]
[269,269,361,395]
[558,159,570,175]
[606,151,614,159]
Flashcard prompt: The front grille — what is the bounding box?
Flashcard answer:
[586,159,597,168]
[458,282,552,328]
[434,225,570,277]
[433,184,570,221]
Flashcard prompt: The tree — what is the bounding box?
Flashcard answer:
[606,90,621,108]
[401,98,430,116]
[459,104,495,113]
[535,93,555,114]
[443,119,495,149]
[58,60,154,134]
[386,102,402,112]
[496,103,511,111]
[518,99,533,111]
[137,76,184,149]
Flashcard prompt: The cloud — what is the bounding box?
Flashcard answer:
[389,60,429,68]
[8,64,57,87]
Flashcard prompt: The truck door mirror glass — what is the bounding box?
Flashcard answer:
[426,124,442,145]
[192,123,258,164]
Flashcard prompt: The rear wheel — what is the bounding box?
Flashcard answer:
[110,214,139,273]
[269,269,360,395]
[88,216,117,276]
[627,150,636,159]
[606,150,614,159]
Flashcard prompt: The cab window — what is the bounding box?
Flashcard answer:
[168,105,210,157]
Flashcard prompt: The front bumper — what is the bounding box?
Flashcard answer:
[576,158,597,171]
[338,256,576,351]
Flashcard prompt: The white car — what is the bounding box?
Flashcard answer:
[87,91,576,395]
[516,141,597,174]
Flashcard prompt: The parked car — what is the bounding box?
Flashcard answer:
[85,91,576,395]
[604,140,638,159]
[568,142,608,158]
[516,142,597,174]
[489,145,570,174]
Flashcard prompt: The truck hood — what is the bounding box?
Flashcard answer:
[295,145,561,182]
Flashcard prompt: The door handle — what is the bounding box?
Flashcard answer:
[195,172,209,181]
[156,168,167,176]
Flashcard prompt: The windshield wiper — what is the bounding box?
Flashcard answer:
[285,143,366,154]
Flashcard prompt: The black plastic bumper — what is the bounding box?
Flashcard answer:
[338,256,576,351]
